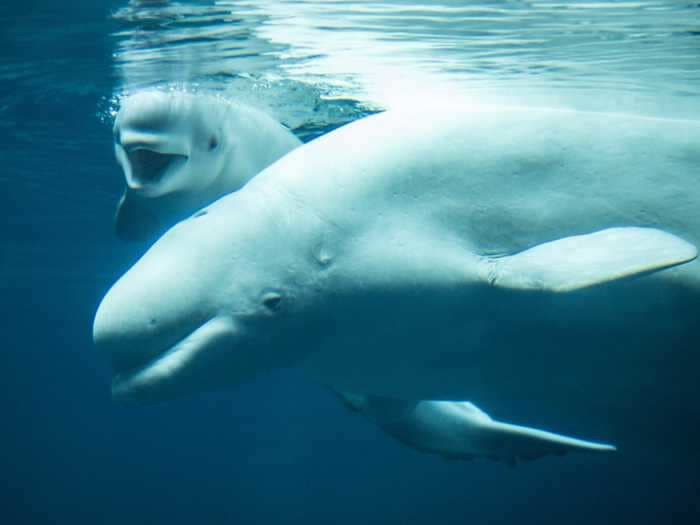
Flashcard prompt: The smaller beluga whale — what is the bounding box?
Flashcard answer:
[94,104,700,453]
[337,393,615,465]
[112,90,301,241]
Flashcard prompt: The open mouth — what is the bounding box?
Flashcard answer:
[126,147,188,187]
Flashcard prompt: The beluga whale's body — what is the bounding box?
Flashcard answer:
[94,104,700,445]
[112,90,301,241]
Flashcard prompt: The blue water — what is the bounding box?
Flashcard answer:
[2,1,700,523]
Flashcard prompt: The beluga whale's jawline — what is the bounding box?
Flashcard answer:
[110,317,240,401]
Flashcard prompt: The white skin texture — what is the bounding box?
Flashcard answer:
[94,105,699,448]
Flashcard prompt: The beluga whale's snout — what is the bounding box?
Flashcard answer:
[93,210,241,400]
[93,283,246,402]
[94,303,239,402]
[92,270,218,401]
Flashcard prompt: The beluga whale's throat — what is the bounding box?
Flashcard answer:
[125,147,188,188]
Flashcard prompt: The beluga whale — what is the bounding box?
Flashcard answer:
[93,104,700,447]
[112,90,301,241]
[337,393,615,465]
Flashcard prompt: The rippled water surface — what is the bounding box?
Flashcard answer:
[107,0,700,133]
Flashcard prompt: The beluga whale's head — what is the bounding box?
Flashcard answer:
[113,90,230,198]
[111,90,301,242]
[93,184,326,401]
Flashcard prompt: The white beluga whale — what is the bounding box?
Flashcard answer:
[93,105,700,447]
[112,90,301,240]
[337,393,615,465]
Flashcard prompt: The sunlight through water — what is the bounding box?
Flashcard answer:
[110,0,700,136]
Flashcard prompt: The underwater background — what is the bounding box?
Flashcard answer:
[2,1,699,523]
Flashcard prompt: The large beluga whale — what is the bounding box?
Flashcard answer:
[112,90,301,241]
[337,393,614,465]
[93,105,700,446]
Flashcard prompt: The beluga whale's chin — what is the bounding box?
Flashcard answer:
[112,90,301,242]
[94,104,700,449]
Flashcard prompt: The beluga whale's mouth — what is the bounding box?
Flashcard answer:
[102,317,239,402]
[126,147,188,188]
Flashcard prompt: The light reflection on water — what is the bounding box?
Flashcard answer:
[111,0,700,130]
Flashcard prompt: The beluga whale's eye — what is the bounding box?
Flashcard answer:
[208,135,218,151]
[262,291,283,312]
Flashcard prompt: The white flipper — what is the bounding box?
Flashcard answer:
[482,227,697,292]
[479,418,616,465]
[336,394,615,465]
